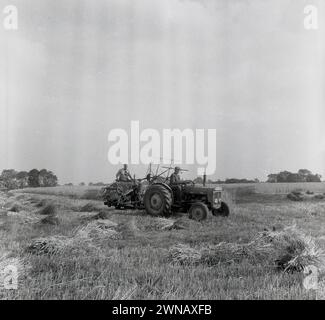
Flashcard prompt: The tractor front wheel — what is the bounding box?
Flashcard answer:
[188,202,208,221]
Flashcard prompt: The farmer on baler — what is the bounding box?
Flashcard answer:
[116,164,133,182]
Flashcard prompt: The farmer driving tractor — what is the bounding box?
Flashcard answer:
[169,166,185,201]
[103,163,230,219]
[169,166,181,185]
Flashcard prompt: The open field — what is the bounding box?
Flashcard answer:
[1,185,325,299]
[15,182,325,200]
[14,186,102,200]
[254,182,325,194]
[221,182,325,195]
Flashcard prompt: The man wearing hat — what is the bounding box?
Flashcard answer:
[169,167,183,202]
[169,166,182,185]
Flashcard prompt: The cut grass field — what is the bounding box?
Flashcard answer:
[1,184,325,299]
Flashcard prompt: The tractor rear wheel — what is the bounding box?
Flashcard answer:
[212,201,230,217]
[188,202,208,221]
[144,184,172,217]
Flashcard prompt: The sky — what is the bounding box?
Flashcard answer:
[0,0,324,184]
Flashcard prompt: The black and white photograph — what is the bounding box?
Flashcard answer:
[0,0,325,304]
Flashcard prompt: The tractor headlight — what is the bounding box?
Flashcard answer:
[214,198,219,204]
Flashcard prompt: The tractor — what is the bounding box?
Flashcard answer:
[102,165,230,221]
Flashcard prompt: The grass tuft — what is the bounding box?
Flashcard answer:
[38,204,56,215]
[40,215,60,225]
[35,199,48,208]
[75,220,119,243]
[79,203,99,212]
[9,203,22,212]
[287,192,303,202]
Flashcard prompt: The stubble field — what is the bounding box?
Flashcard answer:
[1,183,325,299]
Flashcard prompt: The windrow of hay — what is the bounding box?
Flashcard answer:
[9,203,22,212]
[147,218,176,231]
[38,204,56,215]
[3,200,17,210]
[27,236,72,255]
[35,203,60,225]
[79,202,100,212]
[92,209,111,220]
[200,241,271,266]
[14,194,25,201]
[145,217,201,231]
[118,217,143,240]
[35,199,48,208]
[169,226,325,272]
[40,214,60,225]
[253,225,325,272]
[75,220,119,242]
[6,210,40,224]
[287,192,303,202]
[169,244,202,265]
[26,235,101,257]
[79,209,112,222]
[28,196,41,204]
[287,191,325,202]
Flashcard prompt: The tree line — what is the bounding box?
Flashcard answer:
[193,169,322,184]
[0,169,58,189]
[193,177,259,184]
[267,169,321,183]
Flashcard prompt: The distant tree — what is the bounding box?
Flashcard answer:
[267,169,321,183]
[287,173,304,183]
[36,169,58,187]
[298,169,312,181]
[277,171,292,183]
[306,174,321,182]
[28,169,40,187]
[93,182,105,186]
[0,168,58,189]
[38,169,47,187]
[16,171,29,188]
[47,171,58,187]
[0,169,18,189]
[267,174,278,183]
[225,178,256,184]
[79,182,85,186]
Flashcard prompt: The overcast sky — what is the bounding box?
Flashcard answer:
[0,0,324,184]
